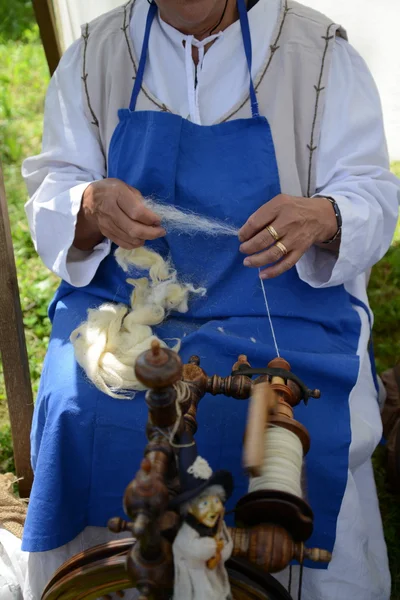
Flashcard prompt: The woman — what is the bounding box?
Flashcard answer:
[22,0,399,598]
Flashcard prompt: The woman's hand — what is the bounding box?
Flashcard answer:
[74,178,166,251]
[238,194,339,279]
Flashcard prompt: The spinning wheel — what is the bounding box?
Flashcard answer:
[42,343,330,600]
[42,538,292,600]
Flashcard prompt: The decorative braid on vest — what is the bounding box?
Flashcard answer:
[306,22,338,196]
[82,23,100,128]
[121,0,171,113]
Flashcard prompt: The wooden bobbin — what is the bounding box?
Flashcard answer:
[268,358,310,456]
[236,357,314,544]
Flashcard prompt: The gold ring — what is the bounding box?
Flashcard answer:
[266,224,280,241]
[275,241,288,256]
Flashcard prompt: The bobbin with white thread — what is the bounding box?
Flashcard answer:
[248,426,304,498]
[237,357,314,544]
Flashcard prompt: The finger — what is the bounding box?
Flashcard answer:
[118,186,162,227]
[109,210,166,241]
[259,249,303,279]
[127,221,167,241]
[107,236,144,250]
[239,222,281,255]
[243,240,288,268]
[100,218,145,248]
[238,198,281,243]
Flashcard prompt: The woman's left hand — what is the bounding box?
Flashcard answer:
[238,194,339,279]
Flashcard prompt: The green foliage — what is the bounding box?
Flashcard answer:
[368,161,400,599]
[369,162,400,374]
[374,446,400,600]
[0,42,48,166]
[0,426,15,473]
[370,241,400,374]
[0,0,38,44]
[0,39,56,432]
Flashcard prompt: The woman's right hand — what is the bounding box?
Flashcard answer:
[74,178,166,251]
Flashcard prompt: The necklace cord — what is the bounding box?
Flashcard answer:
[210,0,230,35]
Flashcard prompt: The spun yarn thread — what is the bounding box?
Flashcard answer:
[249,426,303,498]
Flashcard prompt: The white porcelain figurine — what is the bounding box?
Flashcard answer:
[171,433,234,600]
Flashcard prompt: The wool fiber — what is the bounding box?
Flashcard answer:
[71,246,206,399]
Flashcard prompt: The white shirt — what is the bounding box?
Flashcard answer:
[22,0,399,298]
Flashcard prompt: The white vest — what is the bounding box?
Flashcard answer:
[81,0,346,197]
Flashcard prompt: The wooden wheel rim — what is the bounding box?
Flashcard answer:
[42,546,293,600]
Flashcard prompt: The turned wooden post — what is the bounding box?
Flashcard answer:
[230,525,332,573]
[0,162,34,498]
[32,0,62,75]
[112,341,185,600]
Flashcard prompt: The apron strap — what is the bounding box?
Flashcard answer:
[237,0,260,118]
[130,0,260,118]
[129,1,158,112]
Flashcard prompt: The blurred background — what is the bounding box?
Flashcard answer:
[0,0,399,597]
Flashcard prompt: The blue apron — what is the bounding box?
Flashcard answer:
[23,0,363,563]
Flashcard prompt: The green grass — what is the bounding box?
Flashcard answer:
[370,162,400,373]
[0,30,58,449]
[369,161,400,600]
[0,12,400,598]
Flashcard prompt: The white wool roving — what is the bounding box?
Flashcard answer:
[143,198,239,238]
[71,247,206,399]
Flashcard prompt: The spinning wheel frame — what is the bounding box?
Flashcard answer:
[41,539,135,598]
[41,345,329,600]
[42,539,293,600]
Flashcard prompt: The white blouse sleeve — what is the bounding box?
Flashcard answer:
[296,37,400,288]
[22,40,110,287]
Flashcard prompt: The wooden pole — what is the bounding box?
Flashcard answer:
[0,162,34,498]
[32,0,62,75]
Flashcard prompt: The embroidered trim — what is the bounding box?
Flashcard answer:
[306,23,336,197]
[81,24,100,127]
[122,0,171,113]
[222,0,291,123]
[122,0,137,78]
